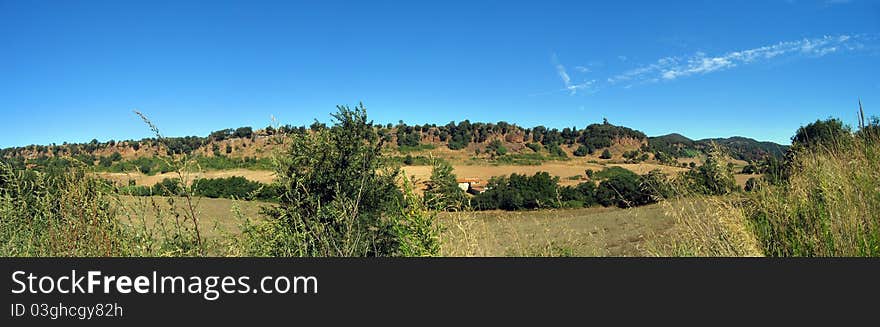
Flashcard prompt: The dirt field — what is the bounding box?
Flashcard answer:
[403,161,687,187]
[735,173,761,187]
[98,159,688,190]
[99,169,276,186]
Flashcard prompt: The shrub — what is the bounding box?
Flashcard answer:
[192,176,273,200]
[0,165,133,256]
[640,169,674,200]
[487,140,508,157]
[573,145,589,157]
[547,144,567,158]
[744,177,759,192]
[595,169,653,208]
[472,172,560,210]
[526,143,543,153]
[423,159,468,211]
[684,150,738,196]
[256,104,407,256]
[791,118,851,150]
[391,177,441,256]
[599,149,612,159]
[559,182,597,207]
[152,178,183,196]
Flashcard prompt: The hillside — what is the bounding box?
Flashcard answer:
[0,119,786,171]
[649,133,788,162]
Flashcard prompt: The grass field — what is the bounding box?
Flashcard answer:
[439,204,673,256]
[116,195,270,240]
[117,196,673,256]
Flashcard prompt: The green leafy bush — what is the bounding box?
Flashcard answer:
[472,172,559,210]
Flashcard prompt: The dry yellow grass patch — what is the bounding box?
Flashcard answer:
[98,169,275,186]
[439,204,675,257]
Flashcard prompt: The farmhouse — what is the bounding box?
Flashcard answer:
[456,178,487,194]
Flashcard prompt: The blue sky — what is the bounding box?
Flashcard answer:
[1,0,878,147]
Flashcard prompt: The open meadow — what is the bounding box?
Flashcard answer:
[114,195,674,257]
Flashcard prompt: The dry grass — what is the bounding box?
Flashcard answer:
[111,196,675,257]
[116,195,270,241]
[98,169,275,186]
[651,134,880,257]
[746,136,880,256]
[734,173,760,188]
[648,197,763,257]
[439,204,675,257]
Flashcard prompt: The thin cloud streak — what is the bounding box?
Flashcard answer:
[544,34,867,97]
[551,54,597,95]
[608,35,862,85]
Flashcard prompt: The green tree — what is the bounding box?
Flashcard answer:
[109,152,123,162]
[472,172,560,210]
[98,156,113,168]
[233,127,254,139]
[573,145,589,157]
[596,169,651,208]
[686,150,738,195]
[423,159,468,211]
[792,118,851,150]
[258,104,409,257]
[391,177,441,256]
[599,149,612,159]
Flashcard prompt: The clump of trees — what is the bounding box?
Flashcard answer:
[791,118,850,150]
[192,176,279,201]
[472,172,560,210]
[471,168,670,211]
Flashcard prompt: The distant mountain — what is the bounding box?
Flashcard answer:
[697,137,788,162]
[648,133,788,162]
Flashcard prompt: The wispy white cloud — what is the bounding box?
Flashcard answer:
[608,35,863,85]
[543,34,870,96]
[551,54,596,95]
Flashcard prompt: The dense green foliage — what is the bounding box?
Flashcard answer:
[595,169,654,208]
[573,145,590,157]
[472,167,668,211]
[0,163,204,256]
[791,118,851,150]
[683,151,739,195]
[472,172,560,210]
[245,104,440,257]
[648,133,787,162]
[423,159,468,211]
[192,176,279,201]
